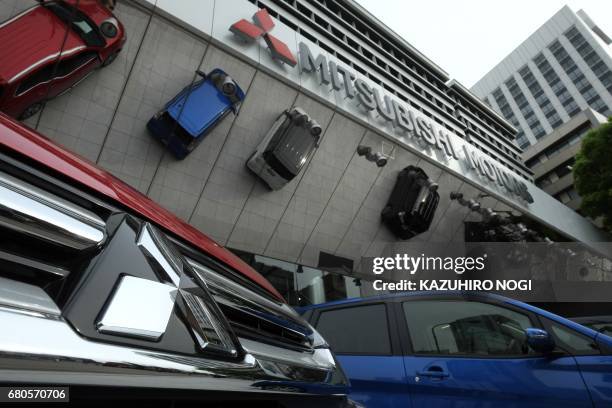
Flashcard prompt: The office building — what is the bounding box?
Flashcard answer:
[472,6,612,150]
[524,107,607,210]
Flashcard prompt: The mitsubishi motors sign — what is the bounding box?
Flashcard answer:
[296,43,534,204]
[228,12,533,204]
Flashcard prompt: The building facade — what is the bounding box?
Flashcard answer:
[0,0,610,305]
[472,6,612,150]
[524,107,607,211]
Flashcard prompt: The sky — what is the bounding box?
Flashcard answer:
[355,0,612,88]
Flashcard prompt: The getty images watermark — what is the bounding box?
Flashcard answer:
[370,253,532,292]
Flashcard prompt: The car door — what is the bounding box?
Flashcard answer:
[399,298,593,408]
[11,63,57,115]
[313,302,411,408]
[47,49,100,98]
[544,319,612,408]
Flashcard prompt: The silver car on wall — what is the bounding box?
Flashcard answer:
[247,107,322,190]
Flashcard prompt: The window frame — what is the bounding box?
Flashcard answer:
[540,317,601,356]
[14,63,56,97]
[395,295,550,359]
[54,50,99,80]
[312,300,402,356]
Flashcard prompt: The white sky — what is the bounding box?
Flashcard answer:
[355,0,612,88]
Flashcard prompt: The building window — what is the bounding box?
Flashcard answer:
[565,25,612,97]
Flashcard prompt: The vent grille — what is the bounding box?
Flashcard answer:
[186,258,314,352]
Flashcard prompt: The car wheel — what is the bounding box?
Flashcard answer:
[102,51,119,67]
[19,102,44,120]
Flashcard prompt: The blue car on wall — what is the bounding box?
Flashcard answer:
[298,292,612,408]
[147,68,245,159]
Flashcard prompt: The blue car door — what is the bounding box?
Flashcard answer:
[546,321,612,407]
[398,299,593,408]
[313,302,412,408]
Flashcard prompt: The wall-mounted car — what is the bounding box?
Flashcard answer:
[381,165,439,240]
[247,107,322,190]
[0,0,126,119]
[147,68,245,159]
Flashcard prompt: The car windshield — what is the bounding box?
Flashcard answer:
[46,2,106,48]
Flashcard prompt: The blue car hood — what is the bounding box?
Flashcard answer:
[167,80,232,137]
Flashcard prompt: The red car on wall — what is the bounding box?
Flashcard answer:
[0,0,126,119]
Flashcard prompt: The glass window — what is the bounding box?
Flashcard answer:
[16,64,55,95]
[316,304,391,354]
[403,300,534,356]
[56,51,98,78]
[588,323,612,337]
[46,2,105,48]
[548,322,598,355]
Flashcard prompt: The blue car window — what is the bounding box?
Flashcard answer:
[548,322,599,355]
[403,300,534,356]
[316,304,391,355]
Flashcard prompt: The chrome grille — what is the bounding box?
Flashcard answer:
[186,258,314,352]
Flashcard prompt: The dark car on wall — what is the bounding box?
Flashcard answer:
[0,113,358,407]
[299,292,612,408]
[0,0,126,120]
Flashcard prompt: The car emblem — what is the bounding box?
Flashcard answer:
[229,9,297,67]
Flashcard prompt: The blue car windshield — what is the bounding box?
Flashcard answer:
[167,79,232,137]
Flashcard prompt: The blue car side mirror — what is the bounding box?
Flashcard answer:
[525,328,556,354]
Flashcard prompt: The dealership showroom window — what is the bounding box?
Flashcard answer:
[0,0,611,406]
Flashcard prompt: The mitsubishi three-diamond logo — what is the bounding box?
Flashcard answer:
[229,9,297,67]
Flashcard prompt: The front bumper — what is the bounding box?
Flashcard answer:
[0,305,351,406]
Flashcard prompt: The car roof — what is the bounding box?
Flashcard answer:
[167,69,245,137]
[297,291,601,339]
[0,4,84,84]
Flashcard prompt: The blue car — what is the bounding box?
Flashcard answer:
[298,292,612,408]
[147,68,245,159]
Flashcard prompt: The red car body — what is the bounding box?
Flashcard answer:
[0,112,284,300]
[0,0,126,119]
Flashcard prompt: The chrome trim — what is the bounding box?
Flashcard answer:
[0,307,333,386]
[175,277,238,356]
[187,258,314,348]
[9,46,87,84]
[136,223,181,286]
[0,249,69,278]
[0,171,106,250]
[239,338,335,371]
[0,277,60,316]
[96,276,177,341]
